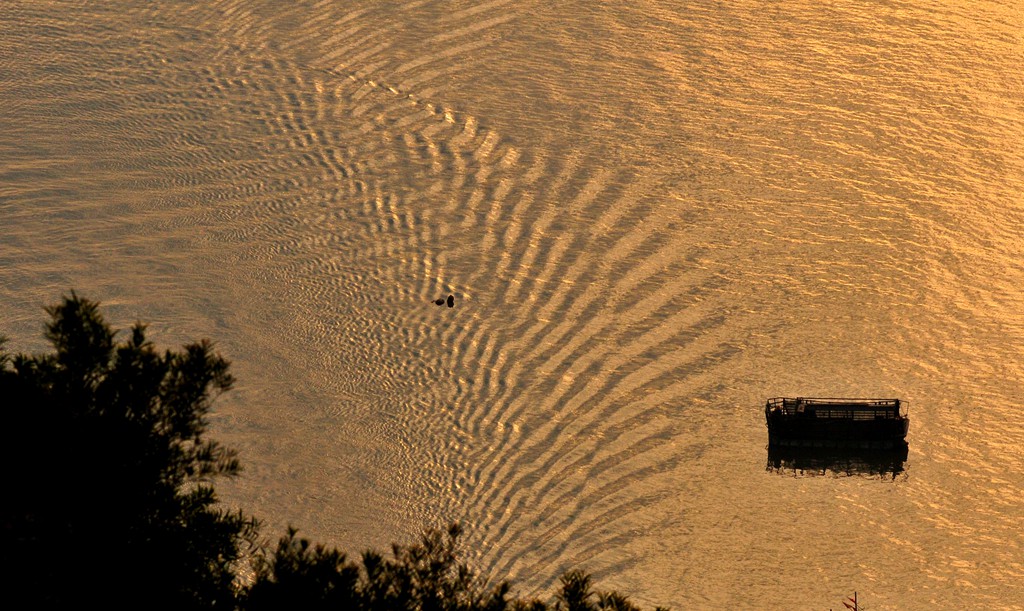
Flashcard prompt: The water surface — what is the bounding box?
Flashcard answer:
[3,1,1024,608]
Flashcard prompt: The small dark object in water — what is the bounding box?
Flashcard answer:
[446,294,454,308]
[434,298,445,306]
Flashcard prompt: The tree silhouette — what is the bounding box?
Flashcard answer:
[0,294,668,610]
[0,293,257,609]
[245,526,361,610]
[246,523,509,611]
[245,524,667,611]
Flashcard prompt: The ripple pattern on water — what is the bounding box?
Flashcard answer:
[3,1,1024,608]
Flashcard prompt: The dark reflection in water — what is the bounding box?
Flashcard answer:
[766,444,908,479]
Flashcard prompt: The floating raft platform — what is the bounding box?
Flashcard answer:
[765,397,909,450]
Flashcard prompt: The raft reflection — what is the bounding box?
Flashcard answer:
[766,444,908,479]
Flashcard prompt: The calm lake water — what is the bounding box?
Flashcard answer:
[3,1,1024,608]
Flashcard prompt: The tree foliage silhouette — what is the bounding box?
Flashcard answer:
[0,294,667,610]
[245,525,666,611]
[246,523,509,611]
[0,293,257,608]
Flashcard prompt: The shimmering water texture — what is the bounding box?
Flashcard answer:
[3,1,1024,608]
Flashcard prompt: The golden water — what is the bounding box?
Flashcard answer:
[3,1,1024,608]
